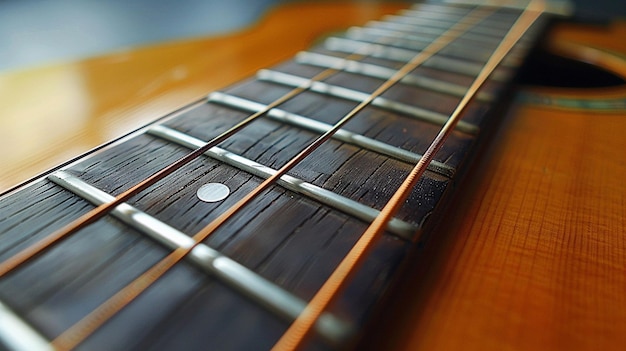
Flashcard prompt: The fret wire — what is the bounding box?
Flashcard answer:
[373,19,505,45]
[400,10,465,24]
[384,14,464,29]
[403,7,469,19]
[350,23,506,52]
[345,27,520,64]
[413,2,475,15]
[0,300,52,351]
[345,27,522,69]
[324,32,492,65]
[271,1,546,349]
[146,124,419,238]
[0,24,399,279]
[0,10,421,280]
[369,19,453,37]
[207,92,456,175]
[444,0,571,15]
[0,25,415,351]
[324,37,510,81]
[295,50,492,102]
[47,171,352,345]
[386,14,510,37]
[50,229,193,350]
[369,20,502,45]
[391,10,524,37]
[49,7,495,349]
[349,25,438,47]
[370,16,520,56]
[257,69,480,134]
[399,9,513,30]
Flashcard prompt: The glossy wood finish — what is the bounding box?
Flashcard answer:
[1,2,625,350]
[364,20,626,351]
[0,2,408,192]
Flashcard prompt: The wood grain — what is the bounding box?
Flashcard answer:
[1,2,625,350]
[0,2,408,192]
[362,21,626,351]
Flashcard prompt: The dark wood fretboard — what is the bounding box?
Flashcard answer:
[0,1,555,350]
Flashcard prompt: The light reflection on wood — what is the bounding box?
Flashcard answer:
[0,2,407,192]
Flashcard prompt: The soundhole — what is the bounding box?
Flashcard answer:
[517,49,626,88]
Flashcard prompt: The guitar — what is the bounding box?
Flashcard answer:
[0,1,625,350]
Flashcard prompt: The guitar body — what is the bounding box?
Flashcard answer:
[1,2,625,350]
[366,20,626,350]
[0,2,410,191]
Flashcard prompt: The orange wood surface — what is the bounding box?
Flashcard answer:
[365,102,626,351]
[0,2,407,192]
[1,2,625,350]
[364,20,626,351]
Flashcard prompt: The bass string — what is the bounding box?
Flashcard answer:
[49,6,497,351]
[270,1,547,350]
[0,10,422,280]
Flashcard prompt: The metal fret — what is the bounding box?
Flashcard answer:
[412,2,475,15]
[400,13,464,26]
[146,125,420,239]
[325,37,510,82]
[399,9,513,30]
[382,14,464,30]
[348,25,433,47]
[0,300,52,351]
[385,14,511,38]
[47,171,351,345]
[296,51,494,102]
[401,8,465,21]
[256,69,480,134]
[273,1,547,347]
[369,19,449,37]
[368,20,502,45]
[207,91,456,177]
[0,2,554,350]
[325,37,509,82]
[410,0,518,21]
[347,25,501,52]
[345,27,520,68]
[442,0,573,16]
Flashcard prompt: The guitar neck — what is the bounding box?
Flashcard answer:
[0,1,555,350]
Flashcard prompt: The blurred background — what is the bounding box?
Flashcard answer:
[0,0,624,72]
[0,0,411,190]
[0,0,624,191]
[0,0,280,72]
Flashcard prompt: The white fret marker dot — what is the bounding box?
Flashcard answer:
[197,183,230,203]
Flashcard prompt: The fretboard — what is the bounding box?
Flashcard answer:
[0,1,554,350]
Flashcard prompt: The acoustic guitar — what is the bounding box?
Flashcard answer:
[0,1,624,350]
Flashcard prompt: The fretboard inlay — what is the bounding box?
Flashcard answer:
[0,1,551,350]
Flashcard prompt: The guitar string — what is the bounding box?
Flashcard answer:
[271,0,547,350]
[49,6,496,351]
[0,16,424,279]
